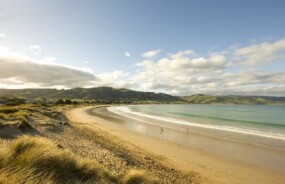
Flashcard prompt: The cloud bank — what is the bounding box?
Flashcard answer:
[0,45,131,89]
[133,39,285,96]
[0,58,98,89]
[0,38,284,96]
[0,46,101,89]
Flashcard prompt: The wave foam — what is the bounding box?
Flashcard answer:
[107,106,285,141]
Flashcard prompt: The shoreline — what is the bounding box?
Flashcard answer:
[67,106,285,184]
[92,106,285,174]
[107,105,285,150]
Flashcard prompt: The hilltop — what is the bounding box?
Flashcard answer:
[182,94,285,105]
[0,87,182,103]
[0,88,284,105]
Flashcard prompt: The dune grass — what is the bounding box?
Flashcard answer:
[0,104,159,183]
[0,136,116,183]
[0,136,158,184]
[0,104,55,120]
[0,104,68,138]
[121,170,158,184]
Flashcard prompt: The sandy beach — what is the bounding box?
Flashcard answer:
[65,106,285,184]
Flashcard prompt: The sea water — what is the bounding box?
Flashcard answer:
[108,104,285,149]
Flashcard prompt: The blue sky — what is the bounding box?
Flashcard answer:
[0,0,285,96]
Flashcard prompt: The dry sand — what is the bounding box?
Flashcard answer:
[66,106,285,184]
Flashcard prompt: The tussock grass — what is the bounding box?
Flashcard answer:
[0,104,68,138]
[0,136,158,184]
[121,170,159,184]
[0,104,39,125]
[0,105,160,183]
[0,136,116,184]
[0,168,55,184]
[0,104,47,120]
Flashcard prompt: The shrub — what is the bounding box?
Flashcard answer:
[2,96,26,106]
[55,99,64,105]
[64,99,72,104]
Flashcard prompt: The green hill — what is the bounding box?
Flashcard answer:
[0,88,284,104]
[0,87,182,103]
[182,94,285,105]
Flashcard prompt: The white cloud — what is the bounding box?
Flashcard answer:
[133,39,285,96]
[83,60,89,64]
[234,39,285,65]
[0,46,99,89]
[136,52,226,73]
[125,52,131,57]
[25,44,42,55]
[0,45,135,90]
[1,37,285,96]
[0,46,30,60]
[0,33,5,38]
[0,58,99,89]
[97,70,128,81]
[170,50,195,59]
[141,49,161,58]
[224,70,285,87]
[96,70,133,89]
[41,57,56,64]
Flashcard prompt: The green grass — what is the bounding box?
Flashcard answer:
[0,136,158,184]
[182,94,285,104]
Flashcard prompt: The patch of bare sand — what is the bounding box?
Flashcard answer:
[65,106,285,184]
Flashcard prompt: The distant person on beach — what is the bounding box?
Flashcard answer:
[160,128,164,134]
[187,128,189,135]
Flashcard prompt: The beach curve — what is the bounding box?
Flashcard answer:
[66,105,285,184]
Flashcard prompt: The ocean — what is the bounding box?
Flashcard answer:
[107,104,285,149]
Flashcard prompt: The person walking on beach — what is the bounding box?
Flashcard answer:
[160,127,164,134]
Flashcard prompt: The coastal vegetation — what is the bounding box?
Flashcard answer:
[182,94,285,104]
[1,87,284,105]
[0,104,157,183]
[0,103,66,138]
[0,103,196,183]
[0,87,182,103]
[0,89,283,182]
[0,136,116,184]
[0,135,160,184]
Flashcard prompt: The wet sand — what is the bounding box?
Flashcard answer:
[68,106,285,184]
[105,106,285,173]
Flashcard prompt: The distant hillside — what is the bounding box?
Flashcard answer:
[1,88,284,104]
[0,87,182,103]
[182,94,285,105]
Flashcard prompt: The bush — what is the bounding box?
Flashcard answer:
[55,99,64,105]
[2,96,26,106]
[65,99,72,104]
[72,101,79,105]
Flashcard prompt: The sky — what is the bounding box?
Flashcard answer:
[0,0,285,96]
